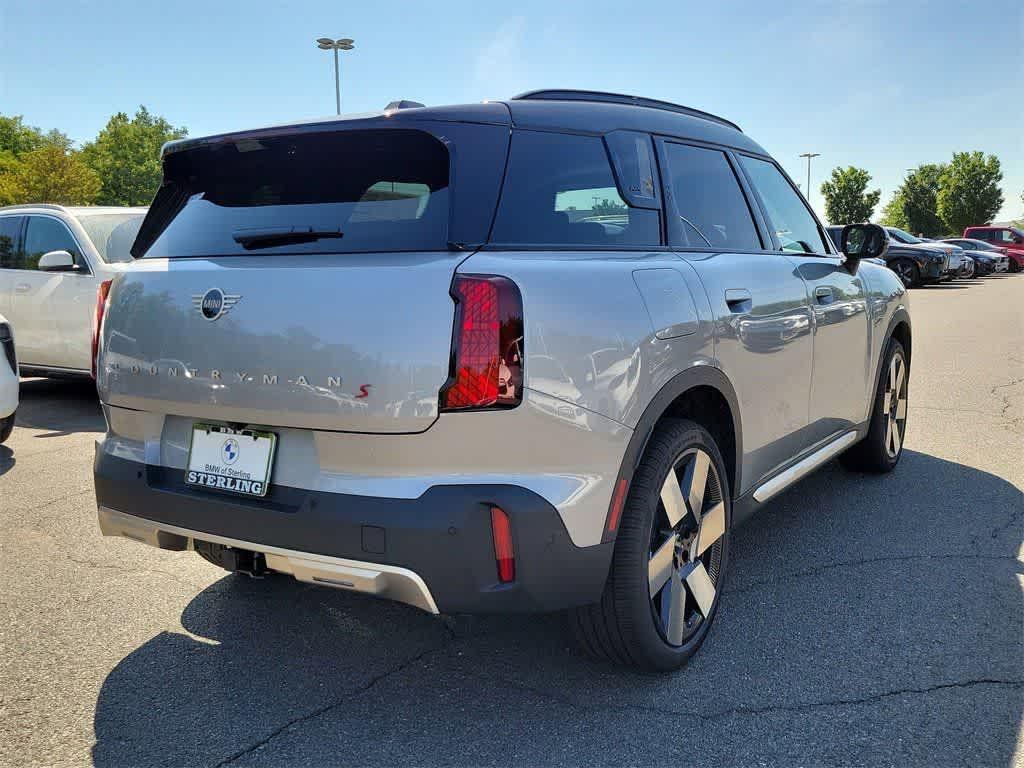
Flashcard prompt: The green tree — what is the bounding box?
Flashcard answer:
[820,166,881,224]
[936,151,1003,234]
[82,106,187,206]
[2,144,100,205]
[880,191,909,229]
[880,164,946,237]
[0,115,86,205]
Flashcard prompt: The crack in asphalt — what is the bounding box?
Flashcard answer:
[63,554,203,589]
[211,637,454,768]
[455,668,1024,723]
[990,374,1024,433]
[724,552,1021,596]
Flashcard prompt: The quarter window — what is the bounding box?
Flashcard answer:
[491,130,660,247]
[23,216,83,270]
[740,156,829,255]
[663,143,761,250]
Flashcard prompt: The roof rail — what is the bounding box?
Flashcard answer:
[511,89,742,132]
[0,202,67,212]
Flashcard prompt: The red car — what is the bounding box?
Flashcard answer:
[963,225,1024,272]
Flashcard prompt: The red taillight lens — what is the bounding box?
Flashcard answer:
[91,279,112,379]
[490,506,515,583]
[440,275,523,411]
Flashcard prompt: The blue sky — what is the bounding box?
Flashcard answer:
[2,0,1021,221]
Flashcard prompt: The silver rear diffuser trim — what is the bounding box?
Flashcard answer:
[752,430,859,503]
[97,506,439,613]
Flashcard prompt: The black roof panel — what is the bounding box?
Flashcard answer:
[165,93,768,158]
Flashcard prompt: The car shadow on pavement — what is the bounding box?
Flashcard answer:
[0,445,13,477]
[92,450,1023,767]
[15,378,104,436]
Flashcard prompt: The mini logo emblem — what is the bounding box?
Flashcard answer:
[192,288,241,321]
[221,437,240,465]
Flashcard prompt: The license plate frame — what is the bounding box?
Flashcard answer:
[185,423,277,498]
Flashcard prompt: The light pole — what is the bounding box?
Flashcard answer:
[316,37,355,115]
[799,152,820,206]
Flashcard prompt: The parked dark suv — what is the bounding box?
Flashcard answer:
[826,225,947,287]
[94,90,908,671]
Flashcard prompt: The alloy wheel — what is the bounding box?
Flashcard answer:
[648,447,725,646]
[882,352,908,458]
[894,261,915,287]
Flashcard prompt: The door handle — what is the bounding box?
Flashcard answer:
[725,288,752,313]
[814,286,834,304]
[14,283,30,294]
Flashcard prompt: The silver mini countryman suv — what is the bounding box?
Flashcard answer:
[94,90,910,671]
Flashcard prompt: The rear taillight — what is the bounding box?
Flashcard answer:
[91,279,112,379]
[490,506,515,583]
[440,275,523,411]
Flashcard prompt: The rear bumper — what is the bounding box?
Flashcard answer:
[94,449,613,614]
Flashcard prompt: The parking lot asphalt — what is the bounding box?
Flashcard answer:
[0,274,1021,768]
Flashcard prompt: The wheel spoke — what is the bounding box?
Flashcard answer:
[882,388,892,416]
[693,501,725,558]
[660,469,689,528]
[680,560,716,618]
[893,358,905,394]
[681,450,710,521]
[662,572,686,645]
[895,396,907,420]
[648,534,678,598]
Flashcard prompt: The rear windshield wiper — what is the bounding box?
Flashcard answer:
[232,226,344,250]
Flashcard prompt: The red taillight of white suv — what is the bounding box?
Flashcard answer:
[90,279,112,379]
[440,275,524,411]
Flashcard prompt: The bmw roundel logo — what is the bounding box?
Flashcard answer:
[201,288,224,320]
[221,437,240,465]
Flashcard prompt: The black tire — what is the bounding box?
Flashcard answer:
[840,338,909,473]
[0,410,14,444]
[1010,260,1022,274]
[570,419,731,671]
[891,258,920,288]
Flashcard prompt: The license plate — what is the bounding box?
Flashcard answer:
[185,424,277,498]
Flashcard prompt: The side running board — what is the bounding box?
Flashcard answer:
[752,431,859,503]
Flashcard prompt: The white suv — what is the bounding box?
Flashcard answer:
[0,205,147,377]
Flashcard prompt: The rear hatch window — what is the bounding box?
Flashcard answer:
[139,129,452,258]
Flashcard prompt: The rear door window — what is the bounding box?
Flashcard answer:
[490,130,661,247]
[0,216,22,269]
[740,155,830,255]
[140,129,452,258]
[23,216,85,270]
[662,142,761,250]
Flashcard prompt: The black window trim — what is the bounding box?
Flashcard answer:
[733,150,838,259]
[8,213,94,275]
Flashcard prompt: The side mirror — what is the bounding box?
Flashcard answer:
[37,250,77,272]
[840,223,888,273]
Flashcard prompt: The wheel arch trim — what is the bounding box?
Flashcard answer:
[601,364,742,544]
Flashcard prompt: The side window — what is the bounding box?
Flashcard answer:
[739,156,829,255]
[663,143,761,250]
[995,230,1012,243]
[490,130,661,247]
[0,217,22,269]
[23,216,84,270]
